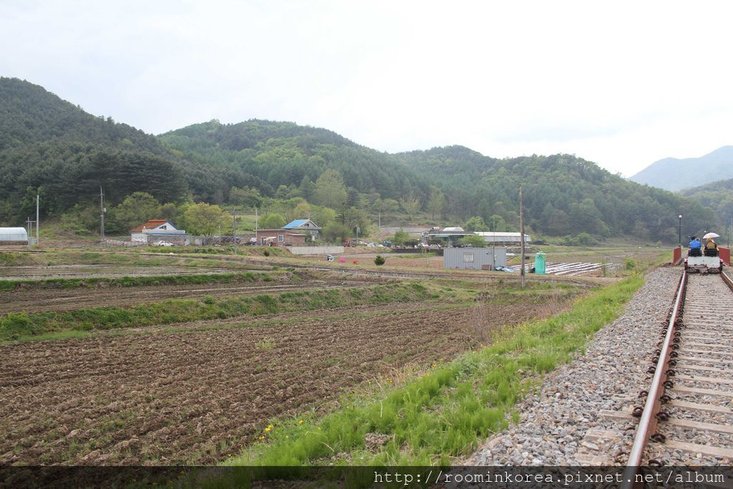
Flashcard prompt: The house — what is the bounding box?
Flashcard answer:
[283,219,321,241]
[255,229,308,247]
[130,219,189,245]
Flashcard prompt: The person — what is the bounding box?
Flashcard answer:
[704,237,719,257]
[689,236,702,257]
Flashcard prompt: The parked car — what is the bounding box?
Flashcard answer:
[154,241,173,247]
[494,265,513,272]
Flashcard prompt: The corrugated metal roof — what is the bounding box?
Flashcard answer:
[284,219,309,228]
[283,219,320,229]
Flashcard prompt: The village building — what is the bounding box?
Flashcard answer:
[130,219,189,245]
[254,229,308,246]
[443,246,507,270]
[427,227,531,248]
[252,218,320,246]
[473,231,532,245]
[0,227,29,245]
[283,219,321,241]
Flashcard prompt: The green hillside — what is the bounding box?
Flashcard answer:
[159,119,431,204]
[0,77,187,223]
[395,148,715,241]
[0,77,720,242]
[681,178,733,236]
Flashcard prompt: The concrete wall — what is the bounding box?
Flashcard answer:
[289,246,345,255]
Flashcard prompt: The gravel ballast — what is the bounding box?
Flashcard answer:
[464,267,682,466]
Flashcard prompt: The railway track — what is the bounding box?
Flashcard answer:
[624,270,733,476]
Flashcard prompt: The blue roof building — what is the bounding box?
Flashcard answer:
[283,219,321,230]
[283,219,321,241]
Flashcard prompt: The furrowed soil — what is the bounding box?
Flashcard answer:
[0,296,569,465]
[0,276,378,314]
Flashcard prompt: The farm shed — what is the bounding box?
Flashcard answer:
[0,227,29,245]
[443,246,507,270]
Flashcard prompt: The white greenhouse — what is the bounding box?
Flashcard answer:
[0,227,29,245]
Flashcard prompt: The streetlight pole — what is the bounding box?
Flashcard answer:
[678,214,682,246]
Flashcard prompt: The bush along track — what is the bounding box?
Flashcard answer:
[224,274,644,471]
[0,282,439,342]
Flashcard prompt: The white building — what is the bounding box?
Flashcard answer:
[443,246,507,270]
[0,227,29,245]
[474,232,531,245]
[130,220,188,245]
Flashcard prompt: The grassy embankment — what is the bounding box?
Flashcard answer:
[0,271,274,291]
[0,282,448,343]
[221,273,644,473]
[0,248,280,270]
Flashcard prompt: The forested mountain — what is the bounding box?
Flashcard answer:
[0,77,188,222]
[395,148,715,242]
[681,178,733,232]
[630,146,733,191]
[159,119,431,204]
[0,77,720,242]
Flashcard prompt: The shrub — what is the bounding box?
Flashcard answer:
[374,255,386,266]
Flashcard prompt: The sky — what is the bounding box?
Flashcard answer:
[2,0,732,177]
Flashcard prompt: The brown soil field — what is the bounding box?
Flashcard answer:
[0,297,566,466]
[0,277,376,314]
[0,264,237,281]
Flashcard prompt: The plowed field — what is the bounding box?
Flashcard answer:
[0,279,372,314]
[0,297,561,465]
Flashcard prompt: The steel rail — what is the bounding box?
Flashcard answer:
[721,269,733,291]
[622,270,687,487]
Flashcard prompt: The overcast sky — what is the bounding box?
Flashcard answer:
[2,1,732,176]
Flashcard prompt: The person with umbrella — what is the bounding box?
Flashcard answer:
[703,232,720,257]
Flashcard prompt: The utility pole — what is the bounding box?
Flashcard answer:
[519,185,526,288]
[36,193,40,246]
[491,227,496,270]
[99,186,105,242]
[255,207,259,245]
[26,217,34,247]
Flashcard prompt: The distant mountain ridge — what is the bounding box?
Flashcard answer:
[630,146,733,191]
